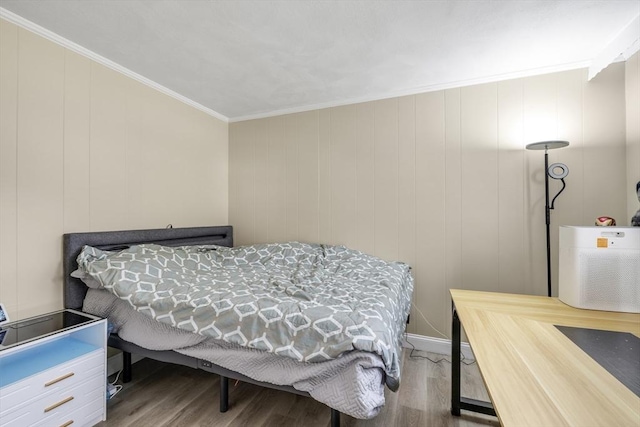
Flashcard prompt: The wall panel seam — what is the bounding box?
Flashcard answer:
[62,48,66,234]
[125,77,130,228]
[315,111,319,241]
[520,78,524,253]
[252,123,256,243]
[458,87,462,291]
[442,91,448,328]
[88,62,93,231]
[413,95,418,331]
[15,27,20,313]
[267,121,271,242]
[284,119,288,241]
[296,119,299,240]
[372,106,376,253]
[329,110,333,243]
[496,83,500,292]
[580,75,585,225]
[396,99,400,261]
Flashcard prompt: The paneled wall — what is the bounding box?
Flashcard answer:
[229,64,628,338]
[0,19,228,320]
[627,52,640,221]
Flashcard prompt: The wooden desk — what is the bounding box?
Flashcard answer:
[450,289,640,427]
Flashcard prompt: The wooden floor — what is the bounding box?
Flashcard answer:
[98,350,500,427]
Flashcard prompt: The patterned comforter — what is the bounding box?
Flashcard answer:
[75,242,413,385]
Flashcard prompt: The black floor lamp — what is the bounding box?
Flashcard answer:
[526,140,570,297]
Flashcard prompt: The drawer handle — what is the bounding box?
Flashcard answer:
[45,372,75,387]
[60,421,74,427]
[44,396,74,413]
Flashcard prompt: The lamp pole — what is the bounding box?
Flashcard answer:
[544,149,552,298]
[526,140,570,297]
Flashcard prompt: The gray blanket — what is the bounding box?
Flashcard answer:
[84,289,388,419]
[75,242,413,386]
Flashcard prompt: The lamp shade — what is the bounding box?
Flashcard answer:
[526,140,570,150]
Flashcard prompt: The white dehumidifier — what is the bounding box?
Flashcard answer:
[558,226,640,313]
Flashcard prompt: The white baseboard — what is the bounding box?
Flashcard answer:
[402,333,475,361]
[107,352,144,377]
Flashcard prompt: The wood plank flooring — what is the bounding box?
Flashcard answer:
[97,349,500,426]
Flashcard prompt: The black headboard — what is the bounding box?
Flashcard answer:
[63,225,233,310]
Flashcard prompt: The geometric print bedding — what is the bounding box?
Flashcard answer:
[75,242,413,388]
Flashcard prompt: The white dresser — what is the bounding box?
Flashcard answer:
[0,309,106,427]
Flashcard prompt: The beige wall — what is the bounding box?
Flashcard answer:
[627,52,640,222]
[0,19,228,320]
[1,16,634,337]
[229,64,628,338]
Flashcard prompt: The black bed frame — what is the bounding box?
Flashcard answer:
[63,225,341,427]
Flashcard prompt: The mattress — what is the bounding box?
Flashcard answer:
[84,288,388,419]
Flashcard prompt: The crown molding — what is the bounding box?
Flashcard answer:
[230,60,591,122]
[0,7,229,123]
[589,14,640,80]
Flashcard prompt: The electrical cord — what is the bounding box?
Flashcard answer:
[407,302,476,365]
[411,302,448,339]
[404,334,449,363]
[110,369,122,385]
[404,331,476,366]
[108,370,124,399]
[405,301,449,362]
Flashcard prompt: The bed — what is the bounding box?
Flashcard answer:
[63,225,413,426]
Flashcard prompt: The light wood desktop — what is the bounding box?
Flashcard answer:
[450,289,640,427]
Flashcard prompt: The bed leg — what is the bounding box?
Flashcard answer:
[122,351,132,383]
[330,408,340,427]
[220,375,229,412]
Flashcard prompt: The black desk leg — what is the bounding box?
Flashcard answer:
[451,301,497,417]
[451,304,461,416]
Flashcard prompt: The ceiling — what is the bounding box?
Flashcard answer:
[1,1,639,121]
